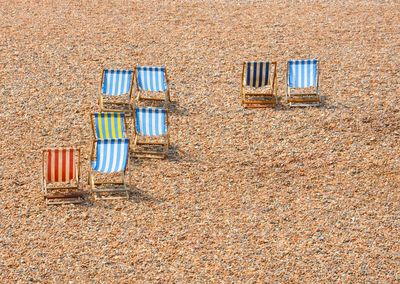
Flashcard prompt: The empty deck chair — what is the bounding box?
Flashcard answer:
[286,59,320,106]
[42,148,84,205]
[134,66,170,107]
[90,112,127,140]
[89,138,130,200]
[99,68,134,113]
[133,107,169,159]
[241,61,277,108]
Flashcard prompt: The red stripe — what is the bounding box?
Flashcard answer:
[69,149,74,180]
[61,149,66,181]
[54,149,59,181]
[47,150,52,181]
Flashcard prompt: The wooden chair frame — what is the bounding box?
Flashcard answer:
[286,60,321,107]
[132,107,170,159]
[42,148,84,205]
[99,68,135,114]
[88,140,130,200]
[133,67,171,108]
[241,61,278,108]
[90,112,128,140]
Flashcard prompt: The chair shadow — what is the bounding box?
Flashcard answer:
[168,99,190,116]
[127,185,161,203]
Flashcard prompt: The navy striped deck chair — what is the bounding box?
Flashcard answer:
[133,107,169,159]
[99,68,134,113]
[89,138,130,200]
[241,61,277,108]
[286,59,320,106]
[134,66,170,107]
[90,112,127,140]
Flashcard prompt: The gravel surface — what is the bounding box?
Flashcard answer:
[0,0,399,282]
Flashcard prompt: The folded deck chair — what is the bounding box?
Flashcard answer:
[99,68,134,113]
[241,61,277,108]
[133,107,169,159]
[134,66,170,107]
[89,138,130,200]
[286,59,320,106]
[90,112,127,140]
[42,148,84,205]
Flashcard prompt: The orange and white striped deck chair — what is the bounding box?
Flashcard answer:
[41,148,84,205]
[241,61,278,108]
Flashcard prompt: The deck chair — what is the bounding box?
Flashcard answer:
[89,138,130,200]
[241,61,277,108]
[286,59,320,106]
[134,66,170,107]
[99,68,134,113]
[42,148,84,205]
[90,112,127,140]
[133,107,169,159]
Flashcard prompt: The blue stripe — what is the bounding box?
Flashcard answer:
[102,70,108,93]
[102,69,133,96]
[137,66,167,91]
[247,63,251,86]
[155,108,160,136]
[93,139,129,173]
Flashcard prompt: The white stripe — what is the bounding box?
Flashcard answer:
[310,62,315,86]
[159,69,165,91]
[117,142,125,172]
[146,68,151,91]
[50,150,55,182]
[111,141,118,172]
[105,141,111,172]
[65,149,70,181]
[123,72,129,94]
[159,110,164,135]
[139,69,145,90]
[58,150,63,182]
[152,109,156,135]
[297,62,302,88]
[106,70,111,95]
[145,109,150,136]
[97,142,104,172]
[152,68,157,91]
[111,71,117,96]
[118,71,123,95]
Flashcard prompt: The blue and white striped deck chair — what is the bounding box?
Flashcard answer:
[89,138,130,199]
[241,61,277,108]
[135,66,170,106]
[91,112,127,140]
[133,107,169,158]
[99,68,134,113]
[286,59,320,106]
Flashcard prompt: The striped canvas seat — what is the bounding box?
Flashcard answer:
[136,66,168,92]
[135,107,167,136]
[92,139,129,174]
[102,69,133,96]
[42,147,83,205]
[46,148,76,182]
[93,112,126,139]
[245,61,270,87]
[288,59,318,88]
